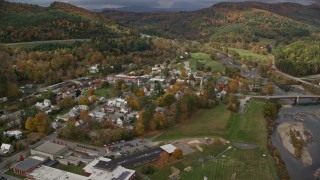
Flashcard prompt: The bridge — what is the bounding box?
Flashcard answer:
[245,95,320,103]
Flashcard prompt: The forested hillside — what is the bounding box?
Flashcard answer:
[0,1,127,43]
[274,40,320,76]
[103,2,320,45]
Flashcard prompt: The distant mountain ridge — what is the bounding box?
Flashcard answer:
[102,1,320,44]
[0,1,129,43]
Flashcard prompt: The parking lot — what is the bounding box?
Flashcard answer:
[106,138,154,157]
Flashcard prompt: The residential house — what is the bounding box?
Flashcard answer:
[89,111,106,121]
[103,106,115,114]
[105,114,125,125]
[0,143,14,156]
[89,64,100,74]
[3,130,22,140]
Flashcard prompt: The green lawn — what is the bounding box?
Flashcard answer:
[52,163,86,175]
[83,86,115,98]
[226,101,267,147]
[155,104,232,141]
[189,52,225,73]
[139,100,277,180]
[228,47,267,61]
[136,142,276,180]
[5,39,90,49]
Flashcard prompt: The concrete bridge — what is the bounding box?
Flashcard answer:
[246,95,320,103]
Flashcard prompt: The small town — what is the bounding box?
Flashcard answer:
[1,0,320,179]
[0,49,265,180]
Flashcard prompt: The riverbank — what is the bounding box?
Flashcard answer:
[277,122,312,166]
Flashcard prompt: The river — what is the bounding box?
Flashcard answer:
[271,104,320,180]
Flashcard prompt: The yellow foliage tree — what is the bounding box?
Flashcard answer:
[25,117,36,132]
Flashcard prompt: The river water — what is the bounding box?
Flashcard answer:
[271,104,320,180]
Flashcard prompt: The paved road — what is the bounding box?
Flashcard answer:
[0,132,57,174]
[272,56,320,89]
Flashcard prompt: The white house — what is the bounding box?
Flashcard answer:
[88,64,100,74]
[89,111,106,121]
[0,143,14,156]
[3,130,22,140]
[116,116,126,126]
[35,99,51,111]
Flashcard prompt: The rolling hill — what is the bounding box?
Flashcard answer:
[102,2,320,45]
[0,1,129,43]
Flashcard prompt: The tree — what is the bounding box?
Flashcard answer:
[121,83,127,91]
[228,81,239,93]
[164,94,176,106]
[80,110,90,122]
[25,117,36,132]
[173,148,183,159]
[135,88,145,97]
[263,83,275,95]
[88,88,95,96]
[180,68,187,78]
[135,121,144,138]
[158,151,170,167]
[79,96,90,105]
[33,112,50,134]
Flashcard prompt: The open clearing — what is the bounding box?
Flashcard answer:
[226,101,267,147]
[139,100,277,180]
[189,52,225,73]
[5,39,90,49]
[228,47,267,61]
[154,104,232,141]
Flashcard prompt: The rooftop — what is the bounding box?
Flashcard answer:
[28,165,86,180]
[160,144,177,154]
[14,156,44,171]
[33,141,67,155]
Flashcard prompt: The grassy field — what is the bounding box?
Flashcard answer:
[228,47,267,61]
[136,142,276,180]
[4,39,90,49]
[138,100,277,180]
[155,104,232,141]
[189,52,225,73]
[226,101,267,147]
[82,86,115,98]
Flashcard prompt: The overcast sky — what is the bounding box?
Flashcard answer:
[7,0,320,9]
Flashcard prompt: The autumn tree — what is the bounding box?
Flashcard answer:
[121,83,127,91]
[173,148,183,159]
[80,110,90,122]
[33,112,51,134]
[88,88,95,96]
[158,151,170,167]
[135,88,145,97]
[180,68,187,78]
[163,93,176,106]
[263,83,275,95]
[79,96,90,105]
[25,117,36,132]
[228,80,239,93]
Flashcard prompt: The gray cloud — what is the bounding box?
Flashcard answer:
[6,0,320,9]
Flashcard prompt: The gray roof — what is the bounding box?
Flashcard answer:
[14,157,42,171]
[34,141,67,155]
